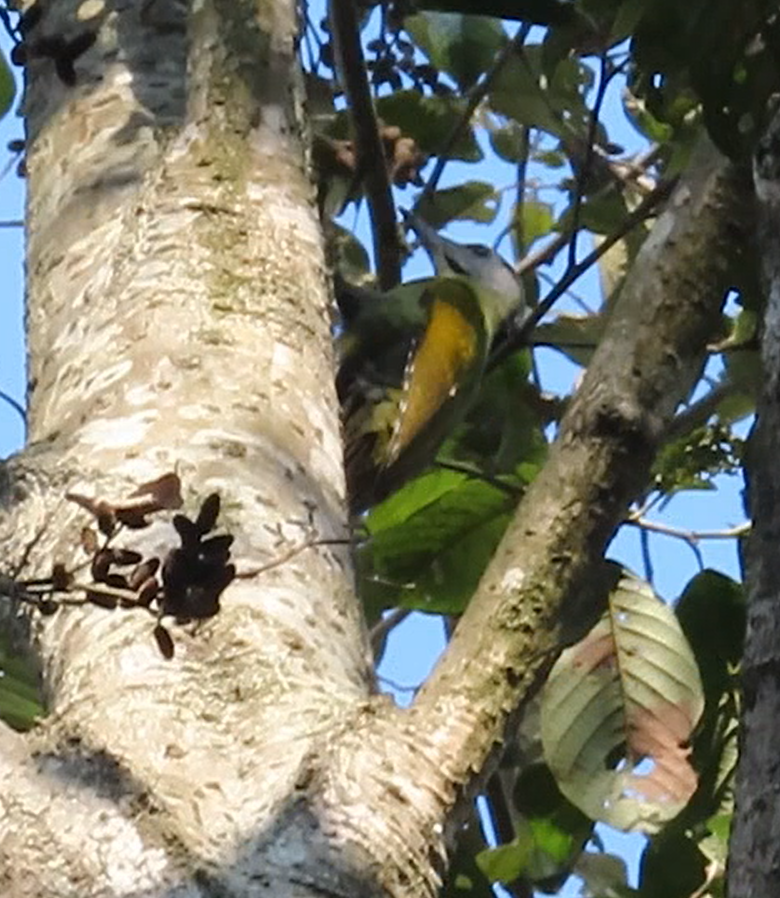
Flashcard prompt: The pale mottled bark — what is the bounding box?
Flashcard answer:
[1,0,398,895]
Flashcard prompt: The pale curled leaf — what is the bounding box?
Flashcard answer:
[541,576,704,833]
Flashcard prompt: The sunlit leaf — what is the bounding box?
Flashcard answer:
[653,423,743,495]
[414,182,500,226]
[542,575,705,833]
[405,13,506,91]
[479,762,594,891]
[377,91,482,162]
[0,634,44,731]
[516,199,555,246]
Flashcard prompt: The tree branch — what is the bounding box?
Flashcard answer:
[328,0,401,289]
[411,139,750,799]
[728,97,780,898]
[565,51,618,270]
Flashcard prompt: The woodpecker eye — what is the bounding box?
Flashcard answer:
[445,255,469,275]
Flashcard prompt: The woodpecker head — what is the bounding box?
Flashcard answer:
[401,209,524,315]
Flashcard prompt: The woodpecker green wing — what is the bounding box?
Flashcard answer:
[334,274,431,402]
[344,278,490,513]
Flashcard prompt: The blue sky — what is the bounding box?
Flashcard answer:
[0,42,24,457]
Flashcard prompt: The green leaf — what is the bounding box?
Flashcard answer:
[0,51,16,121]
[515,199,555,246]
[699,812,731,867]
[623,90,676,143]
[405,13,507,91]
[489,53,565,138]
[626,0,775,157]
[409,0,581,26]
[487,762,595,891]
[489,46,591,140]
[441,817,497,897]
[569,190,631,236]
[675,572,742,831]
[355,349,546,619]
[542,575,705,833]
[652,422,744,495]
[488,120,528,164]
[376,91,482,162]
[675,570,745,706]
[477,813,587,889]
[477,839,531,885]
[332,224,371,283]
[533,148,567,168]
[575,851,634,898]
[358,473,517,617]
[0,633,44,731]
[638,830,708,898]
[610,0,653,42]
[455,351,547,473]
[414,182,500,226]
[0,683,43,732]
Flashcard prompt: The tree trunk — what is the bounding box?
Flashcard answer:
[0,2,752,897]
[728,102,780,898]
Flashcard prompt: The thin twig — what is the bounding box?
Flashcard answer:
[626,515,750,543]
[516,134,662,279]
[376,674,418,695]
[485,773,517,847]
[435,460,521,497]
[566,52,616,270]
[236,537,351,579]
[489,176,678,370]
[421,23,533,206]
[516,228,570,276]
[508,124,531,258]
[664,381,734,441]
[370,607,411,659]
[0,388,26,425]
[639,524,656,583]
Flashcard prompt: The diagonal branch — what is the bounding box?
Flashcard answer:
[410,138,750,799]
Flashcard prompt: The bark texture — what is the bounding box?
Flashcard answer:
[2,1,389,895]
[413,141,751,793]
[728,103,780,898]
